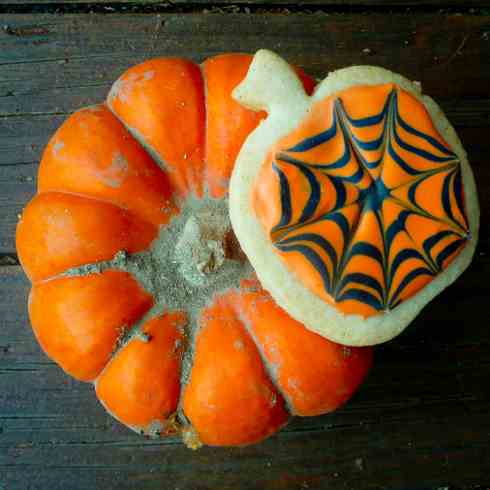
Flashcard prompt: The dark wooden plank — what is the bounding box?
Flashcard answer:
[0,12,489,254]
[1,258,489,489]
[3,0,490,7]
[1,13,489,98]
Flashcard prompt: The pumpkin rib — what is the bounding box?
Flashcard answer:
[105,55,315,203]
[227,279,373,417]
[93,301,164,386]
[227,285,295,415]
[104,104,176,194]
[105,54,261,202]
[29,270,154,382]
[202,54,266,199]
[106,58,207,200]
[199,61,209,197]
[16,191,158,283]
[181,289,290,447]
[34,188,170,229]
[37,104,178,229]
[236,321,294,415]
[235,280,373,416]
[202,54,317,200]
[103,101,196,205]
[95,310,186,436]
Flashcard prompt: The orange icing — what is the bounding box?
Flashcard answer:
[252,84,469,317]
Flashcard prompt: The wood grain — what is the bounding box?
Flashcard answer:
[4,0,490,7]
[1,13,489,98]
[1,9,490,490]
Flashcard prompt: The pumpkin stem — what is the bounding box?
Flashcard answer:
[174,206,235,287]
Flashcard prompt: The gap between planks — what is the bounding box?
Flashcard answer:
[2,1,490,15]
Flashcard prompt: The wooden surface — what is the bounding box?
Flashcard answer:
[3,1,490,7]
[1,3,490,489]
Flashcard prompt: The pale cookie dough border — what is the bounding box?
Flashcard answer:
[229,49,479,346]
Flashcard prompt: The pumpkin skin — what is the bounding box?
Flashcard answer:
[16,53,372,448]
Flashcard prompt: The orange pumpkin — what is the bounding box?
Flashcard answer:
[16,54,372,448]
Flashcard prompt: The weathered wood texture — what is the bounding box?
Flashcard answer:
[1,12,489,254]
[1,260,490,489]
[4,0,490,7]
[1,9,490,490]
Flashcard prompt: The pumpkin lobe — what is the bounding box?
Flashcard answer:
[96,312,186,435]
[182,292,289,446]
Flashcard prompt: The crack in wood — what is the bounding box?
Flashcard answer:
[2,24,50,36]
[0,254,19,266]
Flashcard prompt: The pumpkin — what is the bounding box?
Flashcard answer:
[230,50,479,347]
[16,53,373,448]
